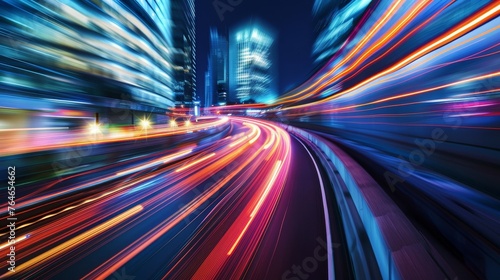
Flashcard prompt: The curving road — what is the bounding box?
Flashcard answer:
[0,117,335,280]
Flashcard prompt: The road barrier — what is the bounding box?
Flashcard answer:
[283,125,455,280]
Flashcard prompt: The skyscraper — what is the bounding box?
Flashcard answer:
[171,0,196,108]
[229,22,277,104]
[205,28,229,107]
[204,70,213,108]
[0,0,179,127]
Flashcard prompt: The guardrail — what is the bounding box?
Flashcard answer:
[283,125,454,280]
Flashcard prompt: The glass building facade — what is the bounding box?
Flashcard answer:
[204,70,213,108]
[0,0,201,127]
[0,0,177,115]
[171,0,196,108]
[229,22,277,104]
[205,28,229,107]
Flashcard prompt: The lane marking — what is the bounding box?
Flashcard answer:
[293,134,335,280]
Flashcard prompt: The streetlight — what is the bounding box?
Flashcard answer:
[140,118,151,129]
[169,119,177,128]
[139,117,151,136]
[88,112,101,140]
[88,123,101,135]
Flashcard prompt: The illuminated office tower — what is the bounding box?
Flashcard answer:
[130,0,175,108]
[312,0,371,69]
[229,22,277,104]
[204,70,213,108]
[0,0,179,127]
[206,28,229,106]
[171,0,197,108]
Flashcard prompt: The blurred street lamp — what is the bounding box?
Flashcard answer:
[170,119,177,128]
[139,117,151,136]
[140,118,151,130]
[88,123,101,135]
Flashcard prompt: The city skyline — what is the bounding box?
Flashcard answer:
[195,0,316,98]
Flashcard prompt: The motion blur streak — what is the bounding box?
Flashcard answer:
[1,205,143,277]
[1,0,500,279]
[175,153,216,172]
[188,121,291,280]
[0,117,229,155]
[1,116,302,279]
[270,0,500,279]
[275,0,500,198]
[116,149,193,176]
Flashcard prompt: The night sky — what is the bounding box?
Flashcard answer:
[195,0,316,97]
